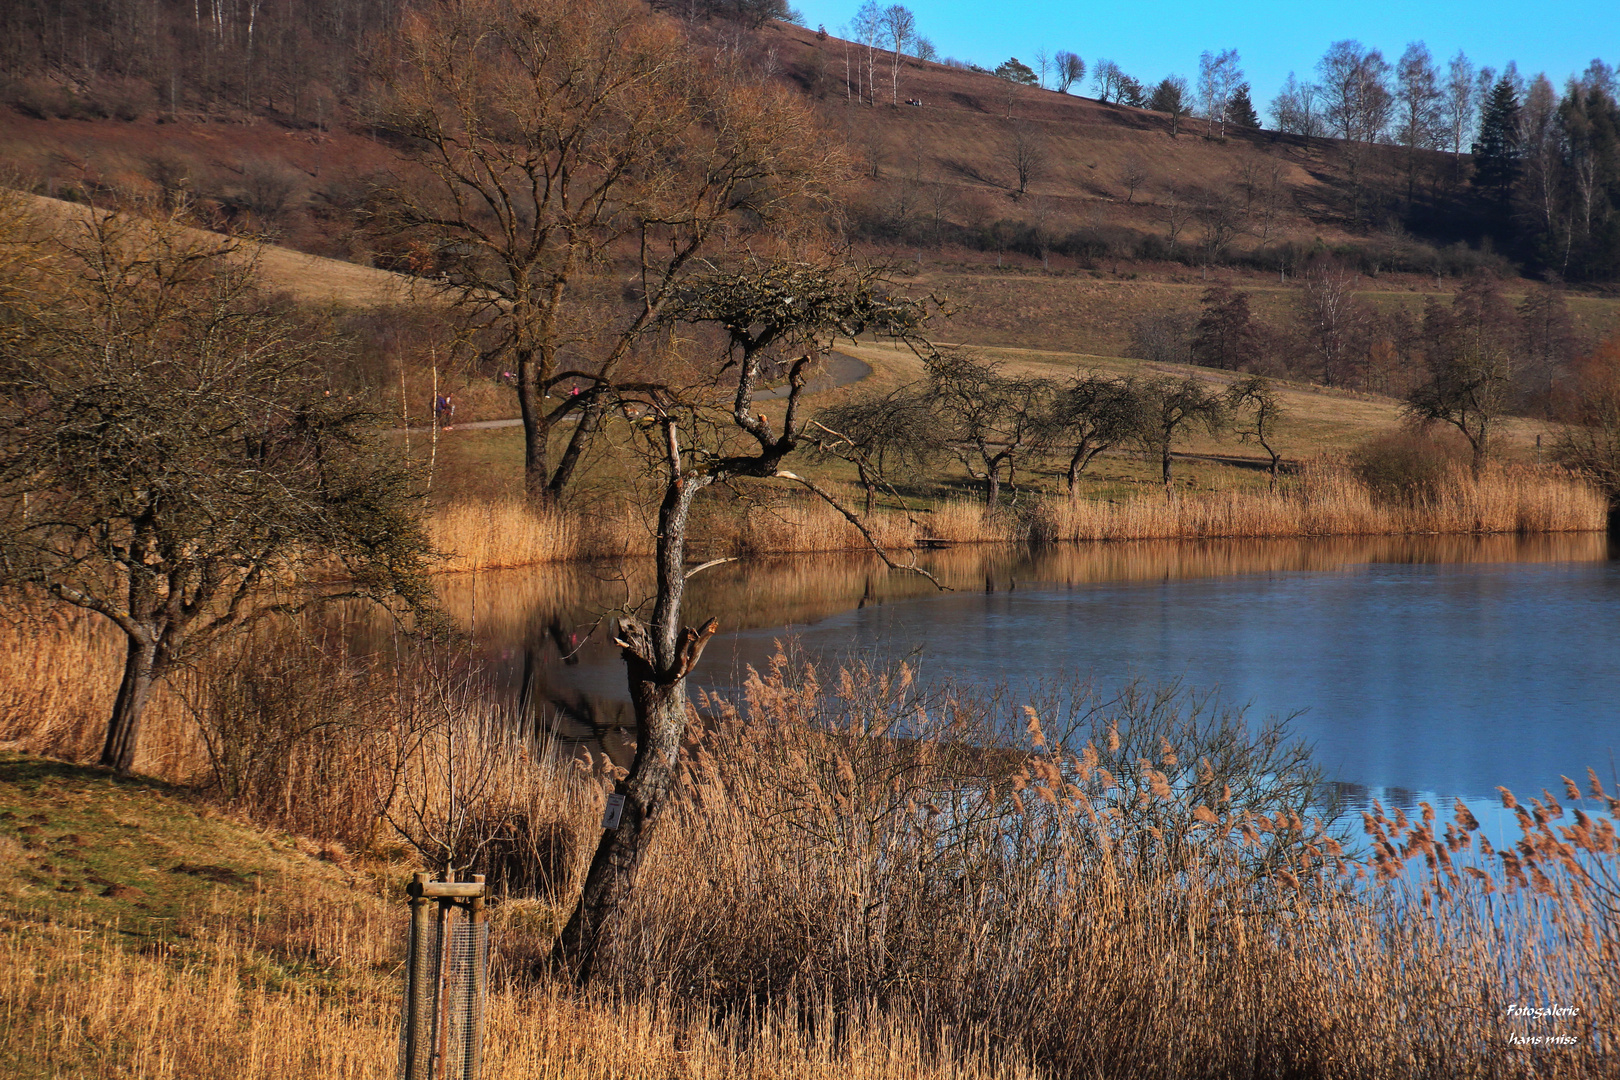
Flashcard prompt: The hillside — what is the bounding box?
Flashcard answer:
[0,12,1524,286]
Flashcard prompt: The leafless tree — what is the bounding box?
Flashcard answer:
[816,384,940,513]
[1055,50,1086,94]
[1160,187,1195,254]
[880,4,916,105]
[1008,120,1047,197]
[371,0,839,504]
[0,201,434,775]
[928,353,1055,505]
[552,261,934,983]
[1118,156,1149,204]
[1394,42,1441,204]
[1438,51,1478,167]
[1197,48,1243,138]
[1226,375,1286,485]
[1138,376,1229,486]
[1269,72,1323,137]
[1299,258,1368,387]
[1552,338,1620,534]
[1316,40,1392,218]
[1093,59,1125,104]
[1407,278,1517,475]
[1046,374,1148,494]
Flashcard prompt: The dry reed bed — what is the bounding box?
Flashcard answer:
[1031,465,1606,543]
[3,604,1617,1076]
[427,468,1606,571]
[4,645,1615,1078]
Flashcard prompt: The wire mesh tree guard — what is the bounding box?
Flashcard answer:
[402,873,489,1080]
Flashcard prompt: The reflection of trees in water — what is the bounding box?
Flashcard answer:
[438,531,1609,768]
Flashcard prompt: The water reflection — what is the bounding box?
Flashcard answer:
[443,533,1618,800]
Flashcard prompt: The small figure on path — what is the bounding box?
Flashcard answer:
[434,392,455,430]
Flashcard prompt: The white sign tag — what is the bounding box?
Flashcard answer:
[602,792,627,830]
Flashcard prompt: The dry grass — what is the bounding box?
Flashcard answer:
[5,642,1616,1078]
[424,465,1606,571]
[1031,464,1607,543]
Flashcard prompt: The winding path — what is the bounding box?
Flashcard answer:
[415,351,872,433]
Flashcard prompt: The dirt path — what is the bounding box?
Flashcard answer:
[412,351,872,434]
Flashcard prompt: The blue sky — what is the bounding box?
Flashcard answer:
[791,0,1617,111]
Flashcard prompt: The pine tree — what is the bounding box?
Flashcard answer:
[1227,83,1261,129]
[1471,76,1522,204]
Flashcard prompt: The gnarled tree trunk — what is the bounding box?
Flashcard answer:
[552,616,716,985]
[101,634,158,775]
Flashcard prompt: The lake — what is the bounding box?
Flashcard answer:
[446,533,1620,828]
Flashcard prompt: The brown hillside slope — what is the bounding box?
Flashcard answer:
[16,192,423,308]
[756,21,1399,253]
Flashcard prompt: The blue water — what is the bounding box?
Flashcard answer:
[699,559,1620,809]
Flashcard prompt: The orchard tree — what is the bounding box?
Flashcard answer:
[1046,374,1148,494]
[816,384,940,515]
[1139,376,1228,486]
[1226,375,1287,485]
[928,353,1054,505]
[0,204,434,775]
[372,0,839,504]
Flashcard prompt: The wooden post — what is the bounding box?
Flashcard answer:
[405,871,432,1080]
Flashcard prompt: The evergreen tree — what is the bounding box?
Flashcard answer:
[994,58,1038,85]
[1227,83,1261,129]
[1472,76,1522,205]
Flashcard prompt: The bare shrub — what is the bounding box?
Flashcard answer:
[1349,429,1470,505]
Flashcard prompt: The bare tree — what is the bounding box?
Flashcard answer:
[1139,376,1228,487]
[1394,42,1441,204]
[1118,156,1149,203]
[1008,120,1047,197]
[1299,258,1367,387]
[816,384,940,514]
[1197,48,1243,138]
[371,0,837,504]
[1225,375,1286,485]
[1552,338,1620,534]
[1269,72,1323,137]
[880,4,916,105]
[1140,380,1229,488]
[1438,51,1478,170]
[928,353,1055,505]
[1160,187,1194,254]
[553,261,932,983]
[1407,278,1517,475]
[1046,374,1148,494]
[0,202,434,775]
[1092,59,1125,104]
[1055,50,1086,95]
[1033,47,1051,90]
[1317,40,1393,218]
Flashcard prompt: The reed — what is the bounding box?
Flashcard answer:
[4,585,1616,1078]
[3,645,1614,1078]
[1030,464,1606,543]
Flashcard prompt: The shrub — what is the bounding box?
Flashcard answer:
[1348,429,1469,505]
